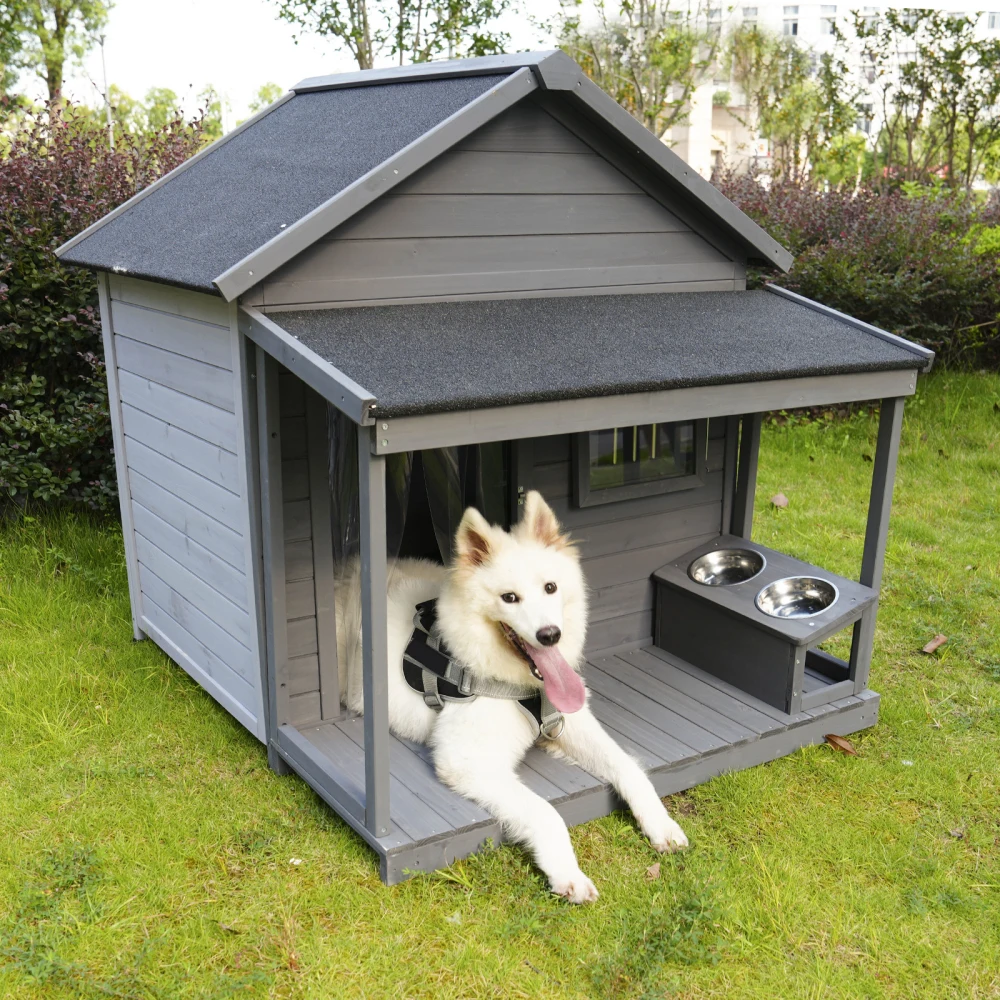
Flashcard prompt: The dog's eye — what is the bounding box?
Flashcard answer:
[500,592,520,604]
[544,582,558,595]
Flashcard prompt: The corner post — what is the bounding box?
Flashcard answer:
[97,273,145,641]
[850,396,905,693]
[358,425,391,837]
[731,412,763,538]
[256,347,292,774]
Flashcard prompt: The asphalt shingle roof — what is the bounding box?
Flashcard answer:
[275,290,925,418]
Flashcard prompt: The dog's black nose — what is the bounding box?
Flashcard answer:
[536,626,561,647]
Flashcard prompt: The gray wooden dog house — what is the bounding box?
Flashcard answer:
[58,51,934,884]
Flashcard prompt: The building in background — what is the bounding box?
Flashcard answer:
[667,2,1000,179]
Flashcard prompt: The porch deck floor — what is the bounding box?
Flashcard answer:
[277,643,879,884]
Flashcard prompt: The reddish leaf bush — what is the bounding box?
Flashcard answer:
[0,102,203,509]
[715,171,1000,367]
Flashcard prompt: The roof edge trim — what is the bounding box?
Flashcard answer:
[215,67,538,302]
[565,77,794,273]
[239,305,377,424]
[55,91,296,261]
[765,284,935,371]
[293,50,581,93]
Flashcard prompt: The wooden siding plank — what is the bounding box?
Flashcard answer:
[118,370,238,450]
[604,654,757,744]
[329,193,688,241]
[551,471,724,529]
[288,616,319,659]
[260,276,743,312]
[134,533,252,646]
[588,579,653,621]
[287,691,322,728]
[121,403,240,492]
[140,606,259,735]
[271,230,728,279]
[575,503,723,560]
[110,299,233,369]
[623,647,781,734]
[132,502,247,609]
[455,103,593,153]
[140,595,255,705]
[128,470,245,571]
[586,609,653,653]
[138,565,256,683]
[125,437,244,528]
[286,578,317,620]
[396,149,642,196]
[582,532,720,590]
[282,459,310,501]
[287,655,320,697]
[283,499,312,542]
[110,275,230,326]
[285,540,314,582]
[281,417,308,460]
[115,335,235,411]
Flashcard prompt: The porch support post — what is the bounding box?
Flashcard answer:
[850,396,905,693]
[358,425,391,837]
[731,412,762,538]
[256,347,292,773]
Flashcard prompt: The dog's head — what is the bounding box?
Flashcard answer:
[437,491,588,714]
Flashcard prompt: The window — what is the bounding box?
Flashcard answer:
[857,102,873,134]
[820,4,837,33]
[707,6,723,34]
[861,6,879,28]
[573,421,705,507]
[783,5,799,35]
[742,5,758,23]
[989,11,999,29]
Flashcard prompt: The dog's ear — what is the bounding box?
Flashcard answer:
[454,506,494,567]
[520,490,569,549]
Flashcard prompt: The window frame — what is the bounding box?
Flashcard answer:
[572,419,707,508]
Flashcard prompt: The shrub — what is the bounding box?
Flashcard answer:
[715,171,1000,367]
[0,102,203,510]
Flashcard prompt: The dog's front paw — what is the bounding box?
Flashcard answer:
[550,870,599,904]
[647,814,689,854]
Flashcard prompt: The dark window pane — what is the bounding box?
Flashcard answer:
[587,421,696,495]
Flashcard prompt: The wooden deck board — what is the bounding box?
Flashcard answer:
[281,646,880,884]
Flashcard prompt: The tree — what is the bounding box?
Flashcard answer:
[555,0,721,140]
[854,10,1000,191]
[273,0,513,70]
[727,24,860,185]
[248,82,284,116]
[196,84,227,142]
[3,0,109,102]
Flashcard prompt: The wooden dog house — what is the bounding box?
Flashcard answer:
[58,51,933,884]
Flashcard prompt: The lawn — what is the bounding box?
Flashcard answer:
[1,371,998,1000]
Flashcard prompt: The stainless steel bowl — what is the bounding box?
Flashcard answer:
[688,548,766,586]
[755,576,838,619]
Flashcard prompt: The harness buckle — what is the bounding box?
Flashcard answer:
[457,669,474,696]
[539,714,565,740]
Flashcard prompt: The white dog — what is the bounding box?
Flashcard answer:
[337,490,688,902]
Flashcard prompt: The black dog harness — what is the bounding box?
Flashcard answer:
[402,600,566,740]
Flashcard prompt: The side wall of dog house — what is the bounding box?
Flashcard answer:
[247,99,746,311]
[518,419,734,655]
[101,274,266,739]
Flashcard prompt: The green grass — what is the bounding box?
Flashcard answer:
[1,370,999,999]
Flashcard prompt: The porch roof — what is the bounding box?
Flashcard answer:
[270,287,931,420]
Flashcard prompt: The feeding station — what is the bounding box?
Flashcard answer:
[57,51,933,884]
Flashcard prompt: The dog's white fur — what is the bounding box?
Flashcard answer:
[337,491,687,902]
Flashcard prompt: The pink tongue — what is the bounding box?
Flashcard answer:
[527,645,586,714]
